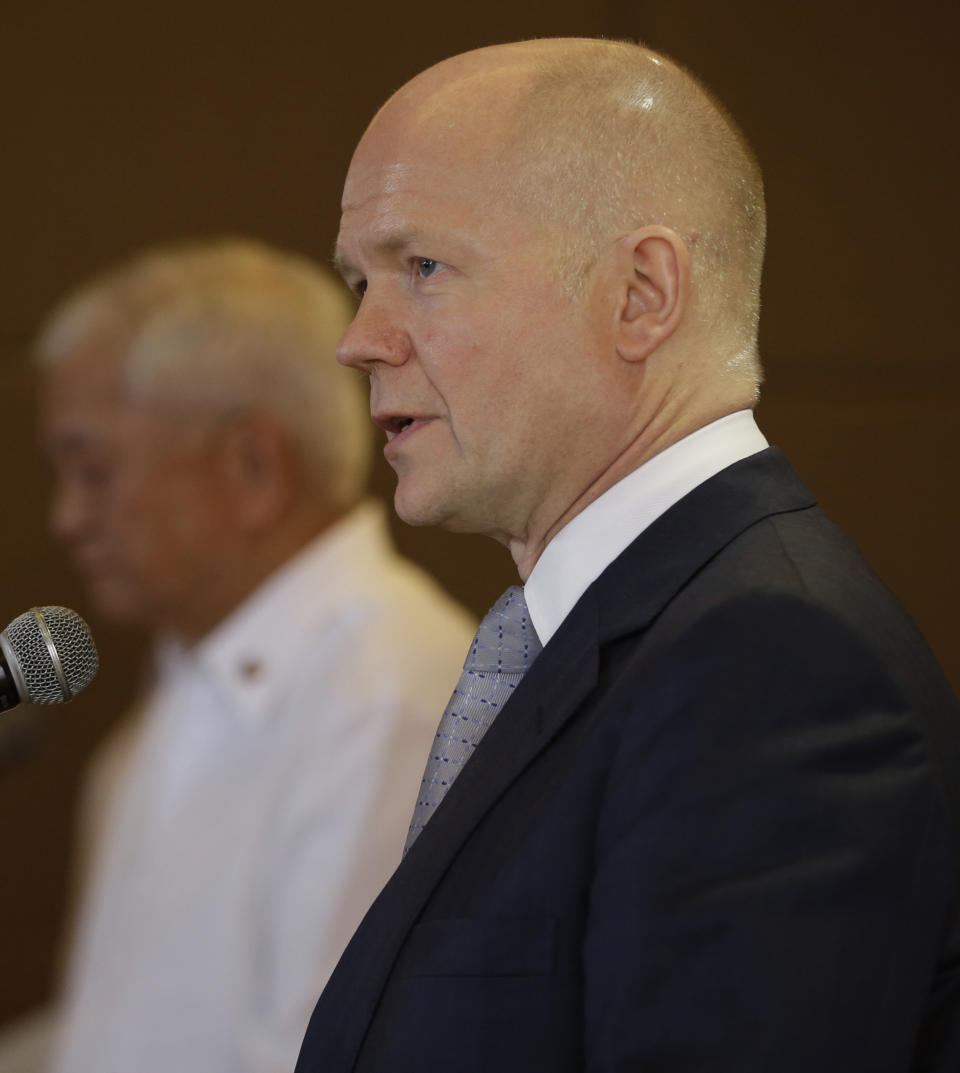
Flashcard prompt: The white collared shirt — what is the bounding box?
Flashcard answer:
[50,502,476,1073]
[525,411,769,645]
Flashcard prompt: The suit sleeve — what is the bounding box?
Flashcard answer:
[583,591,957,1072]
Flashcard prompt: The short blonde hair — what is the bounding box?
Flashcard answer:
[36,238,372,512]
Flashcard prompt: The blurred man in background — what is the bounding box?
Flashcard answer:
[0,238,475,1073]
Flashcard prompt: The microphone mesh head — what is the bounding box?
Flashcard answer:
[2,607,99,705]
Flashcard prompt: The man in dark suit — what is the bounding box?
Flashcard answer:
[296,37,960,1071]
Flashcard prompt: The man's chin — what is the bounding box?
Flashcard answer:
[82,579,152,630]
[393,483,471,532]
[393,489,447,529]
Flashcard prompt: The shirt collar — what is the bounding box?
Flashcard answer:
[524,410,769,646]
[154,500,393,725]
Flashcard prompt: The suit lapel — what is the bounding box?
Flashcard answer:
[297,447,817,1072]
[300,593,602,1072]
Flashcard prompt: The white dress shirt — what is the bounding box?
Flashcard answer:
[525,411,769,645]
[47,501,476,1073]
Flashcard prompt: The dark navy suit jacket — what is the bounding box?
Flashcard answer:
[296,448,960,1072]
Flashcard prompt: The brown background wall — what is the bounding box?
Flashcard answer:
[0,0,957,1024]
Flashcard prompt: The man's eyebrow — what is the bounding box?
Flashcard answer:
[45,429,98,456]
[332,229,425,279]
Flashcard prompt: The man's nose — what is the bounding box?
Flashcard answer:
[336,298,412,371]
[49,481,91,545]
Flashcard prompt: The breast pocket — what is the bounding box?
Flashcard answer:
[397,917,556,978]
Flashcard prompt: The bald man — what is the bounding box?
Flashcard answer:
[296,40,960,1072]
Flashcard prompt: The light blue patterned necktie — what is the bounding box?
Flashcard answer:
[403,585,542,854]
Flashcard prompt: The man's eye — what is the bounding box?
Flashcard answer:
[416,258,441,279]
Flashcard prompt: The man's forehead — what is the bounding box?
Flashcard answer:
[341,160,418,214]
[41,388,135,456]
[42,339,127,400]
[338,120,505,250]
[41,346,163,441]
[344,58,534,191]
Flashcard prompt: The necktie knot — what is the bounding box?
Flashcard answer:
[465,585,542,674]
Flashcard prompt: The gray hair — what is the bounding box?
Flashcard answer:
[35,238,372,512]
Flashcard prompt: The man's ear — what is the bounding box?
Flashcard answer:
[612,226,690,363]
[219,413,296,532]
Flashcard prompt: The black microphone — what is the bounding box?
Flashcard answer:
[0,606,99,712]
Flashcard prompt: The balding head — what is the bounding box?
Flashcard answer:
[364,39,765,378]
[336,38,767,575]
